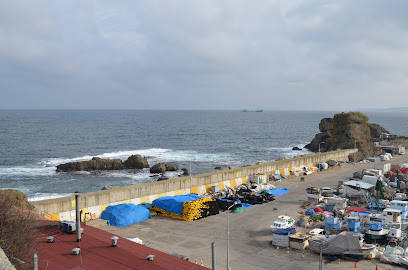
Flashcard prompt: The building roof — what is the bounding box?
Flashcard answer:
[36,224,208,270]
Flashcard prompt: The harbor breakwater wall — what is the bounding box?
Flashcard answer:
[32,149,357,221]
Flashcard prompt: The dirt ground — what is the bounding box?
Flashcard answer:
[89,154,408,270]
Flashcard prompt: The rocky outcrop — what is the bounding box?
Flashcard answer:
[165,163,178,171]
[56,157,124,172]
[305,112,389,161]
[123,155,149,169]
[369,123,389,139]
[0,189,32,209]
[150,163,167,173]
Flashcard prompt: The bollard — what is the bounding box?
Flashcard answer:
[354,262,357,268]
[302,252,305,258]
[200,260,203,266]
[277,245,279,250]
[337,258,340,265]
[287,248,289,254]
[195,259,197,264]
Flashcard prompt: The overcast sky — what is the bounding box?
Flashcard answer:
[1,0,408,110]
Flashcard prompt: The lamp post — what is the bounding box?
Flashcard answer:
[227,202,236,270]
[318,142,325,171]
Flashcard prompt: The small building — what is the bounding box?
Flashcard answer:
[289,232,310,250]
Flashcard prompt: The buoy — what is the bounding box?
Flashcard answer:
[195,259,197,264]
[355,262,357,268]
[287,247,289,254]
[200,260,203,266]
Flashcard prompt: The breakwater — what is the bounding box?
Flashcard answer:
[32,149,357,221]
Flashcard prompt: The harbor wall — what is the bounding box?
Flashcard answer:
[32,149,357,221]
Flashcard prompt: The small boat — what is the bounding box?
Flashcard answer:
[308,231,376,259]
[270,215,295,230]
[308,229,328,239]
[365,219,389,240]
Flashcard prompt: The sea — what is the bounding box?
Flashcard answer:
[0,110,406,201]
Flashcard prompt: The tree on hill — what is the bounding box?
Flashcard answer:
[0,190,38,270]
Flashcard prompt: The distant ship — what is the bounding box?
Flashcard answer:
[242,109,263,112]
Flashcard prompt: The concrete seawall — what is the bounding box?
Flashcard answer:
[32,149,357,221]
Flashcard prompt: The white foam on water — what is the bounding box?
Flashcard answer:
[0,166,56,177]
[40,148,230,166]
[28,193,73,202]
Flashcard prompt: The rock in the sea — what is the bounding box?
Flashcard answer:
[150,163,167,173]
[157,177,169,181]
[57,157,124,172]
[165,163,178,171]
[292,147,302,151]
[123,155,149,169]
[305,112,389,162]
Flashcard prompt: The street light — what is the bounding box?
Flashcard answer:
[318,142,325,171]
[227,202,237,270]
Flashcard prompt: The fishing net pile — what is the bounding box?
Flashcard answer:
[149,194,219,221]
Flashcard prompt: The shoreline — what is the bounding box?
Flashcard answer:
[88,153,408,270]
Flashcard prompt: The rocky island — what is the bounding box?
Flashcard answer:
[305,111,389,161]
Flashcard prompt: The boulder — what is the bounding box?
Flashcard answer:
[57,158,124,172]
[0,189,32,209]
[150,163,167,173]
[369,123,390,139]
[123,155,149,169]
[165,163,178,171]
[319,118,333,133]
[292,147,302,151]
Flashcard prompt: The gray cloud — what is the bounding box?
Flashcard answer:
[1,0,408,110]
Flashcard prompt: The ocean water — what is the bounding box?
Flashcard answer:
[0,110,406,201]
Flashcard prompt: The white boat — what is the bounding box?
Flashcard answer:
[270,215,295,230]
[365,219,389,241]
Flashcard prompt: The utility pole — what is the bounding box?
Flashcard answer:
[319,241,323,270]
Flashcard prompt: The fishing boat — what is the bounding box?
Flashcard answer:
[270,215,295,230]
[365,219,389,241]
[308,231,376,260]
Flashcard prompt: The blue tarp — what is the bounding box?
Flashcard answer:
[273,228,296,235]
[151,194,203,215]
[217,198,253,208]
[261,188,290,196]
[101,204,152,228]
[305,209,316,215]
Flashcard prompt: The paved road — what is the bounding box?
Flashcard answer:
[89,155,408,270]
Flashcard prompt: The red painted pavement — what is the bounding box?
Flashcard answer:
[36,224,208,270]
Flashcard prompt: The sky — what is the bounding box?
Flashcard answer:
[1,0,408,110]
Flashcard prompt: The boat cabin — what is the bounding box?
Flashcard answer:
[324,216,343,230]
[270,215,295,230]
[382,208,402,225]
[347,216,362,232]
[390,200,408,220]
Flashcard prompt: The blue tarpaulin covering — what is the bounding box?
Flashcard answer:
[217,198,253,208]
[273,228,296,235]
[151,194,203,215]
[261,188,290,196]
[101,204,152,228]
